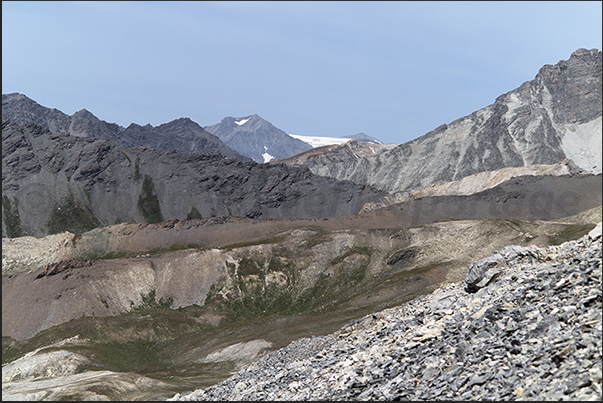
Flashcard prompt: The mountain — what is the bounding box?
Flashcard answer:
[1,120,389,238]
[2,93,250,161]
[2,47,603,402]
[204,114,312,163]
[343,132,383,145]
[277,48,602,197]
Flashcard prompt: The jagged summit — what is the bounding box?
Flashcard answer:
[279,48,602,196]
[205,114,312,163]
[1,94,249,160]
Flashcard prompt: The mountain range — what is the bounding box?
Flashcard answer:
[2,47,602,401]
[1,119,388,238]
[2,94,386,164]
[1,93,249,161]
[277,48,602,198]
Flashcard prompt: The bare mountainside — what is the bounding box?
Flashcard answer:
[1,93,249,161]
[3,171,601,338]
[204,114,312,163]
[2,202,601,400]
[277,48,602,197]
[1,120,389,238]
[406,158,587,200]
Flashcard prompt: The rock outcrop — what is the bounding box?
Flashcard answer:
[277,48,602,196]
[168,223,602,401]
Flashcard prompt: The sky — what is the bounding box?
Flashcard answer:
[2,1,602,145]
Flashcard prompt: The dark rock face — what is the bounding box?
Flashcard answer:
[2,93,72,134]
[278,48,602,195]
[1,93,249,161]
[205,114,312,163]
[536,48,602,125]
[1,120,388,237]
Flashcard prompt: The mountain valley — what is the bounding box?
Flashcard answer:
[2,48,602,401]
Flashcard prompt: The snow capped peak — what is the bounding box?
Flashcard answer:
[235,117,250,126]
[262,146,274,163]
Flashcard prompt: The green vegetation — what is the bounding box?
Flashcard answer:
[46,194,101,235]
[98,295,110,309]
[546,223,597,245]
[129,289,174,313]
[137,175,164,224]
[204,254,298,319]
[133,156,142,182]
[186,206,203,220]
[204,245,374,319]
[296,246,372,310]
[2,195,22,238]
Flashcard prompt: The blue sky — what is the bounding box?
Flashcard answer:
[2,1,602,145]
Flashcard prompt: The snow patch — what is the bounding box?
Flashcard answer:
[262,146,274,163]
[560,116,602,173]
[289,134,351,148]
[235,118,250,126]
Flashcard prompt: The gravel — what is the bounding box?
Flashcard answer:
[168,222,602,401]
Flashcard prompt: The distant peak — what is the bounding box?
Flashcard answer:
[72,108,97,119]
[3,93,35,103]
[169,117,195,125]
[3,92,27,99]
[570,48,600,59]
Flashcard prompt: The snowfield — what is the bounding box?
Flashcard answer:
[288,134,351,148]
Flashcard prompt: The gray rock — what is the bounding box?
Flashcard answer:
[2,121,389,237]
[2,93,250,161]
[277,49,602,195]
[166,229,602,401]
[588,222,602,240]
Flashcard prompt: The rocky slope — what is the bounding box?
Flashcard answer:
[204,114,312,163]
[277,48,602,197]
[407,157,586,201]
[1,93,248,161]
[168,222,602,401]
[2,207,600,401]
[1,120,388,237]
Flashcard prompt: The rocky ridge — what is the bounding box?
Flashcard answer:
[2,120,388,237]
[169,223,602,401]
[277,48,602,197]
[1,93,248,161]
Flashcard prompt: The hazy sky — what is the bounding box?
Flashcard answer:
[3,1,602,145]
